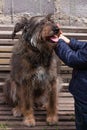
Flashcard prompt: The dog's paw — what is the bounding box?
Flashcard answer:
[46,115,58,125]
[12,107,22,117]
[23,117,36,127]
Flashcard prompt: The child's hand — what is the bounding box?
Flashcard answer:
[56,24,70,44]
[59,34,70,44]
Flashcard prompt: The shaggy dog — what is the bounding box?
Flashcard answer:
[4,15,61,127]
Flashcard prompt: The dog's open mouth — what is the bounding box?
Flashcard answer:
[50,35,59,43]
[47,35,59,43]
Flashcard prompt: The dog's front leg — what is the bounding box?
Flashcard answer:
[20,86,35,127]
[23,107,35,127]
[46,81,58,125]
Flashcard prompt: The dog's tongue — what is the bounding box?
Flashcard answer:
[50,35,59,43]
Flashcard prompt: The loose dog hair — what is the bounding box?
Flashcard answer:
[4,14,62,127]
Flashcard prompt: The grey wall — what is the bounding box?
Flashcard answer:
[2,0,87,25]
[3,0,87,17]
[3,0,55,15]
[59,0,87,17]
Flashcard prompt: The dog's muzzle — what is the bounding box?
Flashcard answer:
[52,26,59,35]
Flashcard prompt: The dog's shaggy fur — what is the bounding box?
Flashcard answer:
[4,15,62,126]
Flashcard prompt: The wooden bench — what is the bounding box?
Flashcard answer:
[0,25,87,130]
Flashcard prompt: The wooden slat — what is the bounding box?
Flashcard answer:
[0,92,72,98]
[59,92,72,97]
[0,125,76,130]
[0,39,18,45]
[0,65,72,75]
[0,59,10,65]
[0,53,12,58]
[64,32,87,40]
[0,31,87,40]
[61,26,87,33]
[0,81,69,87]
[0,31,21,39]
[0,73,9,79]
[0,24,87,33]
[0,65,10,71]
[0,46,13,52]
[0,24,14,31]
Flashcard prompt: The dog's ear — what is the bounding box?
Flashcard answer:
[12,17,28,39]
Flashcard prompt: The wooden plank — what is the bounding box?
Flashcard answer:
[0,82,69,87]
[60,66,72,72]
[61,26,87,33]
[0,24,87,33]
[59,98,74,104]
[0,39,18,45]
[59,92,72,97]
[0,125,76,130]
[0,46,13,52]
[0,31,87,40]
[0,53,12,58]
[0,65,10,71]
[0,59,10,65]
[62,83,69,87]
[63,32,87,40]
[0,64,72,71]
[0,24,14,31]
[0,73,9,79]
[0,31,21,39]
[0,110,74,117]
[0,92,73,98]
[62,74,72,83]
[0,121,75,126]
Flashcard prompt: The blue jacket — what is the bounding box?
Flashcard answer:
[55,38,87,103]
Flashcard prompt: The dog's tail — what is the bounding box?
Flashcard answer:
[4,78,17,105]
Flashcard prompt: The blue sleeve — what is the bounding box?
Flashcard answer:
[69,38,87,50]
[55,39,87,69]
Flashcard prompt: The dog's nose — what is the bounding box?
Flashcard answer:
[52,26,59,34]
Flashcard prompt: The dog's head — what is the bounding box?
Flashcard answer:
[12,14,60,51]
